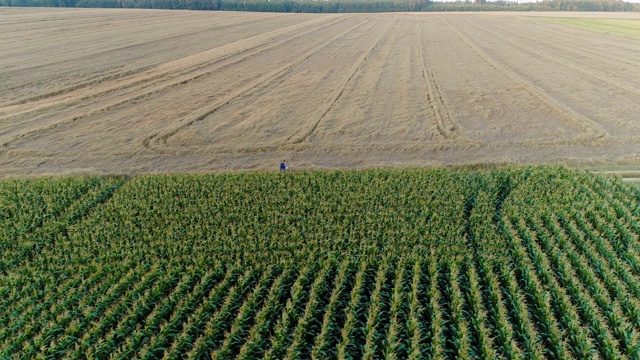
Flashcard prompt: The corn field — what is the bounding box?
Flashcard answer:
[2,166,640,359]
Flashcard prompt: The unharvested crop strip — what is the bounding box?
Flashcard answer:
[438,15,610,141]
[5,167,640,357]
[285,16,396,145]
[146,16,375,150]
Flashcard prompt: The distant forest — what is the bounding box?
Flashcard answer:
[1,0,639,13]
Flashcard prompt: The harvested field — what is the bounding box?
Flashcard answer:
[1,8,640,176]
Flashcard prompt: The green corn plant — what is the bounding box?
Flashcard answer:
[310,258,354,360]
[406,261,425,360]
[462,263,498,360]
[517,217,597,359]
[211,266,283,359]
[109,270,199,358]
[262,262,322,360]
[362,259,391,360]
[235,265,305,360]
[496,262,546,360]
[163,267,243,360]
[184,267,262,359]
[282,261,336,360]
[335,260,370,360]
[382,262,408,360]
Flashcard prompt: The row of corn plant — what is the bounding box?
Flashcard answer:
[513,217,596,358]
[235,264,308,360]
[210,265,283,359]
[4,167,640,357]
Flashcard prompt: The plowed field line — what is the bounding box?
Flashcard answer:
[416,16,466,142]
[439,16,609,141]
[285,16,396,145]
[460,18,640,99]
[146,16,374,150]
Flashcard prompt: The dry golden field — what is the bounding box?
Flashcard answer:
[1,8,640,176]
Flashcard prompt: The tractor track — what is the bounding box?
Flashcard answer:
[439,15,609,141]
[0,16,352,153]
[284,16,396,145]
[484,20,640,86]
[0,16,287,108]
[0,15,345,117]
[145,15,373,150]
[504,16,640,66]
[457,16,640,136]
[416,15,467,142]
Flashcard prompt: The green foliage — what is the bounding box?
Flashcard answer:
[2,166,640,358]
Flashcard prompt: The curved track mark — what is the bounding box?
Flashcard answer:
[0,16,348,120]
[0,16,289,108]
[2,28,230,107]
[285,16,396,145]
[0,16,351,152]
[146,16,375,150]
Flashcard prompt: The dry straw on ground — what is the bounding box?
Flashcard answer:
[1,9,640,176]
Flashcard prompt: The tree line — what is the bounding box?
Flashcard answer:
[1,0,638,13]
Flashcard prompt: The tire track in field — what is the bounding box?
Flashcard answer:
[0,66,157,110]
[459,17,640,101]
[0,24,258,108]
[520,18,640,58]
[486,18,640,84]
[146,16,375,150]
[0,15,346,119]
[501,17,640,68]
[284,16,396,145]
[0,16,351,153]
[438,15,609,141]
[0,18,277,108]
[416,16,467,142]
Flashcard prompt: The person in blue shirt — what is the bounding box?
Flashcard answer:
[280,160,289,172]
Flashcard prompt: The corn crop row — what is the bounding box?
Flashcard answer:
[3,167,640,358]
